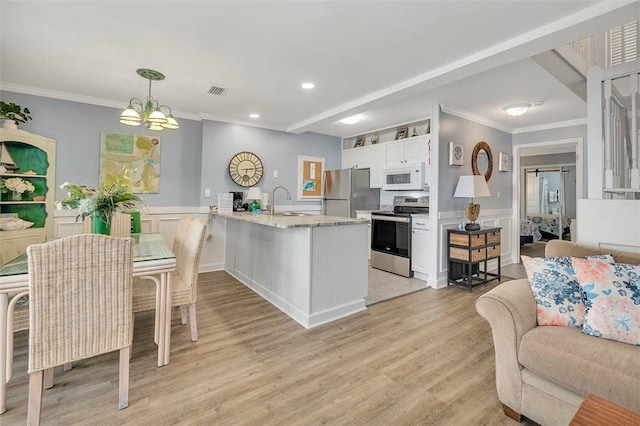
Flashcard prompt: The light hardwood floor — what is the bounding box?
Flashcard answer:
[3,271,533,425]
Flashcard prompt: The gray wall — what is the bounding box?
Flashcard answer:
[513,124,587,196]
[1,91,342,209]
[521,152,576,167]
[438,111,513,211]
[200,120,341,208]
[1,91,203,207]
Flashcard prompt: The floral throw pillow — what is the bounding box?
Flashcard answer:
[571,258,640,346]
[521,255,614,327]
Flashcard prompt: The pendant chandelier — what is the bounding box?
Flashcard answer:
[119,68,179,131]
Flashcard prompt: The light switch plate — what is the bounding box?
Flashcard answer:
[204,188,211,198]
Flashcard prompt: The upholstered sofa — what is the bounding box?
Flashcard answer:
[476,240,640,425]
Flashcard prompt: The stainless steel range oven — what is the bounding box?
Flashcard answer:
[371,196,429,277]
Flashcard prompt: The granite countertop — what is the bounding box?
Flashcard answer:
[212,211,367,229]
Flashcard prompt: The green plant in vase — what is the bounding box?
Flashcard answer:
[0,101,32,129]
[56,173,145,235]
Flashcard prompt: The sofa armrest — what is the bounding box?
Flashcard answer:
[475,279,537,415]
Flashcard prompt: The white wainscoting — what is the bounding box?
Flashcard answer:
[435,208,513,289]
[53,206,225,272]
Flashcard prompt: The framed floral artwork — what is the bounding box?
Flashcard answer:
[448,141,464,166]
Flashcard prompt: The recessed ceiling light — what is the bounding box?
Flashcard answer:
[301,82,315,89]
[339,115,360,125]
[249,113,260,119]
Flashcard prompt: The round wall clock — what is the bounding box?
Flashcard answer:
[228,151,264,187]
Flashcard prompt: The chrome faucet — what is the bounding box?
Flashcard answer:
[270,186,291,214]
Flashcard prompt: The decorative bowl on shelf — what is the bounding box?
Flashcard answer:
[32,195,45,201]
[0,218,34,231]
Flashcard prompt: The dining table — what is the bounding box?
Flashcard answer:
[0,233,176,414]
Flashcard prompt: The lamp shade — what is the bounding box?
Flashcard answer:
[453,175,491,198]
[246,187,262,200]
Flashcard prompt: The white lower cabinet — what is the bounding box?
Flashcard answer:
[356,211,372,261]
[411,214,429,274]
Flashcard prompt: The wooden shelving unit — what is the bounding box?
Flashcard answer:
[0,128,56,266]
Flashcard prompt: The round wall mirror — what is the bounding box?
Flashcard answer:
[471,141,493,181]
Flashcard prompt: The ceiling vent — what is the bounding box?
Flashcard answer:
[207,85,228,96]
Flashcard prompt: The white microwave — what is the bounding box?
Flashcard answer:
[382,163,426,191]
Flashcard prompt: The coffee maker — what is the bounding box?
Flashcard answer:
[231,192,244,211]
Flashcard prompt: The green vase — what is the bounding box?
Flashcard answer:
[91,211,111,235]
[248,200,261,212]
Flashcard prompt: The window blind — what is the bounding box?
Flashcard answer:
[607,21,639,67]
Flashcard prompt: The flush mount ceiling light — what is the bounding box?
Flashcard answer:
[119,68,179,131]
[503,100,544,117]
[301,82,315,89]
[249,113,260,119]
[339,115,360,125]
[503,103,531,116]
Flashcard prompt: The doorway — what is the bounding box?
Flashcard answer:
[524,165,575,239]
[511,138,583,265]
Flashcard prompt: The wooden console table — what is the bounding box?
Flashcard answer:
[447,227,501,292]
[570,393,640,425]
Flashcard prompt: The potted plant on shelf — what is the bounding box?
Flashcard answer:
[0,102,32,129]
[0,176,35,201]
[56,172,145,235]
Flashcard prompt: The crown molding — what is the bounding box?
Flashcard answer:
[0,82,202,121]
[512,117,588,134]
[440,104,514,134]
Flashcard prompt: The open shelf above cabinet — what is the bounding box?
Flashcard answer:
[342,118,431,151]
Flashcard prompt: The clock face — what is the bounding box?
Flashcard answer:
[228,151,264,187]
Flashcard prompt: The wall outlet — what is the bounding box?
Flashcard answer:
[204,188,211,198]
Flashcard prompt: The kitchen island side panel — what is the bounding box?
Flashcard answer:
[310,224,367,321]
[225,220,311,325]
[222,214,368,328]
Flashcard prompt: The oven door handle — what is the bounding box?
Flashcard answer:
[371,215,411,223]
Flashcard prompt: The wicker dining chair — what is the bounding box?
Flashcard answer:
[82,212,132,236]
[133,217,207,343]
[26,234,134,424]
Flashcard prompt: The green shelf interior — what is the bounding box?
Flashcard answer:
[1,141,49,227]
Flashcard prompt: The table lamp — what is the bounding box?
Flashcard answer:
[453,175,491,231]
[246,187,262,212]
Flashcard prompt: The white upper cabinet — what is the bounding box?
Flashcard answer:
[342,148,355,169]
[385,135,428,166]
[369,144,386,188]
[354,146,372,169]
[342,146,372,169]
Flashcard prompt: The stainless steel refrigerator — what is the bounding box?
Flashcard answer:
[323,168,380,217]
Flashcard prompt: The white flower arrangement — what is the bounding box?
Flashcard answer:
[3,177,35,194]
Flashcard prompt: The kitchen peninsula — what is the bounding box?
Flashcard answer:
[212,211,369,328]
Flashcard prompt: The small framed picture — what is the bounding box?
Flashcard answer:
[354,136,365,148]
[370,135,378,145]
[395,127,408,140]
[448,141,464,166]
[499,152,510,172]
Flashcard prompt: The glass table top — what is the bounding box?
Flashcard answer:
[0,233,174,277]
